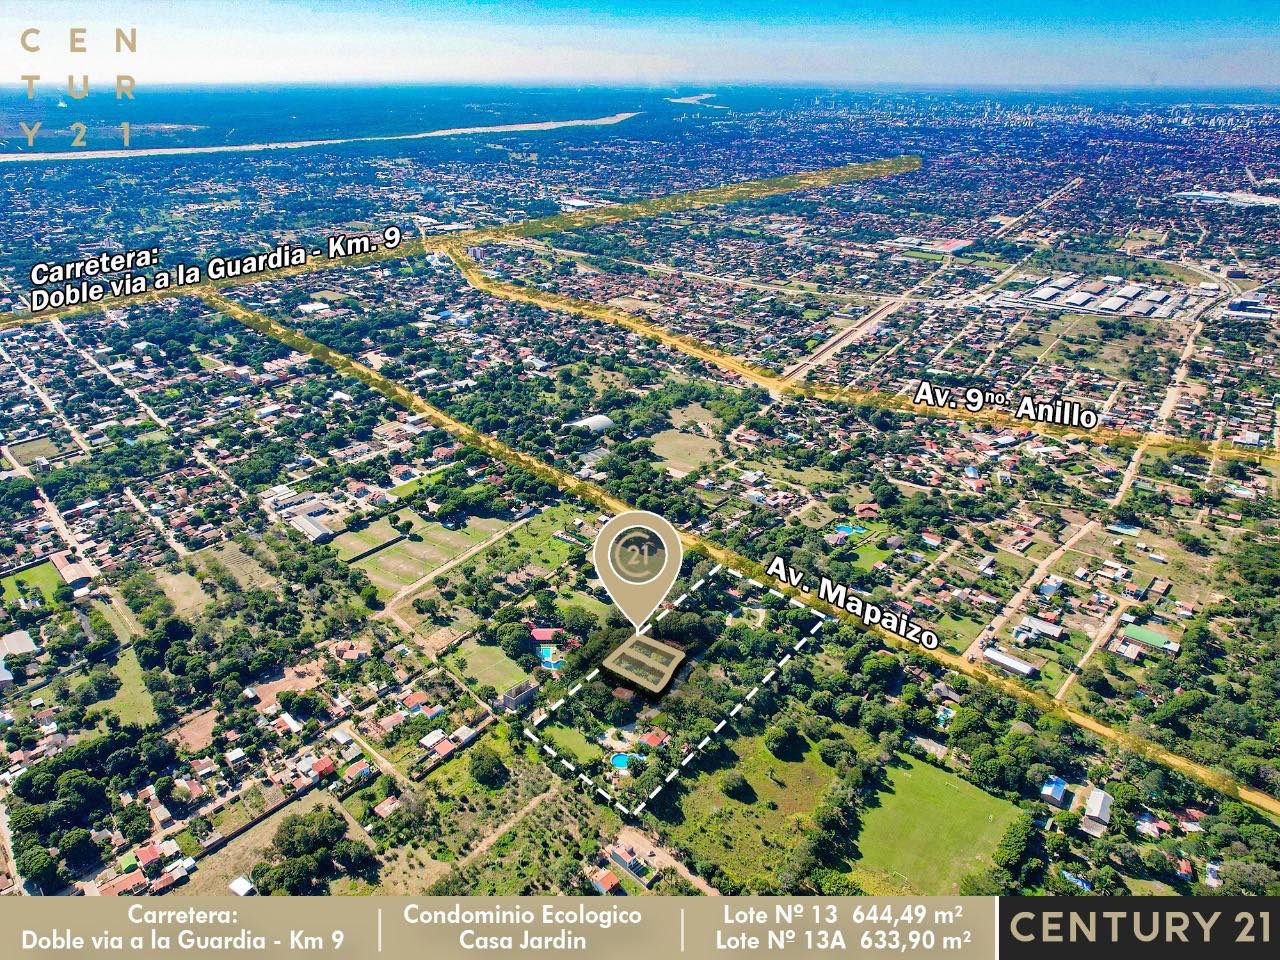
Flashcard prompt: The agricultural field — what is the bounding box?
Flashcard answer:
[351,513,510,598]
[469,502,589,577]
[437,787,621,895]
[395,502,592,643]
[333,515,409,561]
[199,541,276,590]
[850,756,1020,895]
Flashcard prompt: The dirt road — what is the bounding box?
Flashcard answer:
[616,825,720,895]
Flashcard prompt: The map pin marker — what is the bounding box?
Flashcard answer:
[593,510,683,633]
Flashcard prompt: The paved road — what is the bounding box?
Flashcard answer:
[125,485,190,556]
[58,322,262,517]
[0,445,90,558]
[1108,303,1213,509]
[991,176,1084,239]
[783,260,950,383]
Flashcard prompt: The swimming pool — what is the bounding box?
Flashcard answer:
[538,644,563,670]
[835,523,868,535]
[610,753,631,770]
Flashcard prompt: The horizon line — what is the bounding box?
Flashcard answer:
[6,80,1280,94]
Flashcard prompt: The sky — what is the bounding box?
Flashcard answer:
[5,0,1279,88]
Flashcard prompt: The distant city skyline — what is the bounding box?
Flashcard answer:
[5,0,1279,88]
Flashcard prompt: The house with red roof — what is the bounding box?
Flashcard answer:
[344,759,372,783]
[590,868,621,895]
[98,869,147,897]
[377,710,406,734]
[312,756,336,779]
[191,757,218,778]
[400,691,430,713]
[638,729,670,749]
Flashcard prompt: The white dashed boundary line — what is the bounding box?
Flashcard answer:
[520,563,828,817]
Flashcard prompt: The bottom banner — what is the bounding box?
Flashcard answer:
[2,896,1275,960]
[8,896,994,959]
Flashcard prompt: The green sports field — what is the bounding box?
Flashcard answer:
[448,636,529,694]
[2,561,63,604]
[853,755,1019,894]
[650,428,720,476]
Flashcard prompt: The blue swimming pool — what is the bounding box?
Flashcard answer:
[836,524,868,535]
[610,753,631,769]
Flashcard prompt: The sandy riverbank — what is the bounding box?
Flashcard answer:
[0,111,641,163]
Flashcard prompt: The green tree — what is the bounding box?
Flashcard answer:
[469,746,508,788]
[59,827,101,870]
[720,770,750,800]
[17,847,62,893]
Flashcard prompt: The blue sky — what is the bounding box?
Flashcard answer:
[6,0,1278,87]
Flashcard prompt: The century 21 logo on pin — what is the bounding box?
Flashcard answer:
[16,25,138,149]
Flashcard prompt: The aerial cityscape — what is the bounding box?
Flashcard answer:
[2,1,1280,917]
